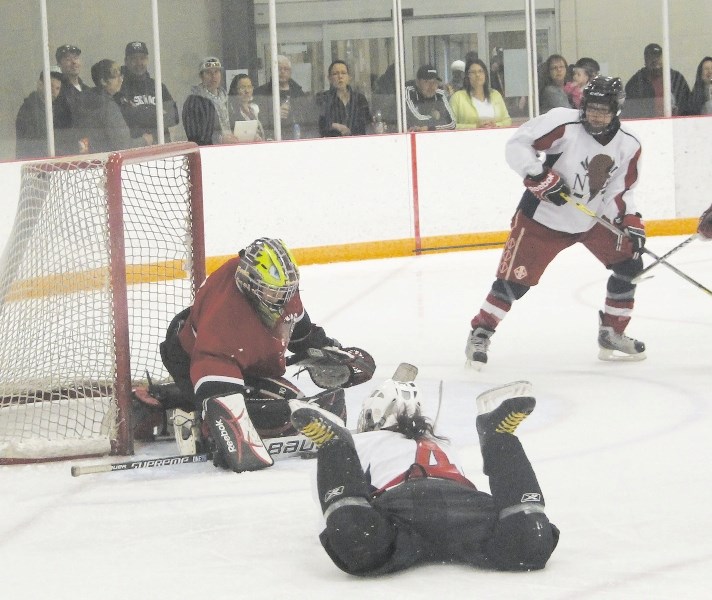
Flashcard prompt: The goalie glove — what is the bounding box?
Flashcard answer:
[524,166,570,206]
[289,346,375,389]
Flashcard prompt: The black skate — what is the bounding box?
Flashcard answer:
[597,311,646,362]
[465,326,494,370]
[476,381,535,440]
[289,400,353,449]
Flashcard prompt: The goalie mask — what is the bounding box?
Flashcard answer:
[235,238,299,325]
[357,379,421,433]
[580,75,625,136]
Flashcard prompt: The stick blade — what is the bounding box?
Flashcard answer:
[392,362,418,382]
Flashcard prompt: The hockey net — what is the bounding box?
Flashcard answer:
[0,142,205,464]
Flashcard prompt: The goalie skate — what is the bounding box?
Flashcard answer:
[598,312,646,362]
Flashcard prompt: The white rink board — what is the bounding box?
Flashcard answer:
[2,116,711,260]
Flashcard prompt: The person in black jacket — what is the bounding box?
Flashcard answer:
[623,43,691,118]
[317,60,372,137]
[15,70,73,158]
[118,41,179,142]
[254,55,310,139]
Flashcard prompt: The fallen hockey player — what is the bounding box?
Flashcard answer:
[290,373,559,575]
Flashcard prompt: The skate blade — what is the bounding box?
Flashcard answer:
[598,348,647,362]
[476,381,533,414]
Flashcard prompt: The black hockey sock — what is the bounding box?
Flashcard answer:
[317,439,370,514]
[482,434,544,513]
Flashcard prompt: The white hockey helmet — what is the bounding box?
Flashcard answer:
[357,379,421,433]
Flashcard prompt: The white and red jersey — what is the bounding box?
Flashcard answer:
[178,256,305,392]
[353,430,475,495]
[505,107,642,234]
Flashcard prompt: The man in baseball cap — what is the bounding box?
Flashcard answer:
[623,42,690,117]
[119,41,179,142]
[405,64,455,131]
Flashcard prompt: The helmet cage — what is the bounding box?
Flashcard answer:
[235,238,299,318]
[357,379,421,433]
[580,76,625,135]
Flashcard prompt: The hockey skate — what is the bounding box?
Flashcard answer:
[476,381,535,441]
[597,311,646,362]
[289,399,353,449]
[465,326,494,370]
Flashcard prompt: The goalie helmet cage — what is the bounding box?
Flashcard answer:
[0,142,205,464]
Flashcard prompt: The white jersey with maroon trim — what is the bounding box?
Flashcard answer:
[505,107,642,234]
[353,430,472,494]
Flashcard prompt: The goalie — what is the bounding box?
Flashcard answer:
[156,237,374,473]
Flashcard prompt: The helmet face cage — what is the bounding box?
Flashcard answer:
[235,238,299,318]
[357,379,421,433]
[580,76,625,134]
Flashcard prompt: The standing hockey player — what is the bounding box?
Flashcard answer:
[466,76,646,367]
[290,377,558,574]
[159,237,374,473]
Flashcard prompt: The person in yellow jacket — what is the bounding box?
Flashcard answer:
[450,58,512,129]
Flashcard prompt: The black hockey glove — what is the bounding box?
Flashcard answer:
[288,324,341,359]
[524,167,570,206]
[616,213,646,254]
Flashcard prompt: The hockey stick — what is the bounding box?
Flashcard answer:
[631,234,698,283]
[432,380,443,431]
[70,433,315,477]
[562,194,712,297]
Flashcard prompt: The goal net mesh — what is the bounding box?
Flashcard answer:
[0,145,202,463]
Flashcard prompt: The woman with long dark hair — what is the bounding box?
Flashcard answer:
[450,58,511,128]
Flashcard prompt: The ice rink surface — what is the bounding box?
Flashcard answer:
[2,235,710,599]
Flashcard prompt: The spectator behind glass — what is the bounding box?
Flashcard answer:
[227,74,265,142]
[450,58,512,129]
[80,59,152,153]
[119,41,179,142]
[687,56,712,115]
[55,44,90,152]
[564,57,600,108]
[445,59,465,97]
[190,57,239,144]
[372,63,397,132]
[623,43,691,118]
[317,60,372,137]
[539,54,571,113]
[404,64,456,131]
[182,94,221,146]
[15,70,74,159]
[254,55,309,140]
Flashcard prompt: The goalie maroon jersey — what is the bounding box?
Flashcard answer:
[505,106,642,233]
[177,256,304,391]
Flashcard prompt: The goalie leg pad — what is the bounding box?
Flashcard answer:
[203,393,274,472]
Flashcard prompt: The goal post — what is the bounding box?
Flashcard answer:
[0,142,205,464]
